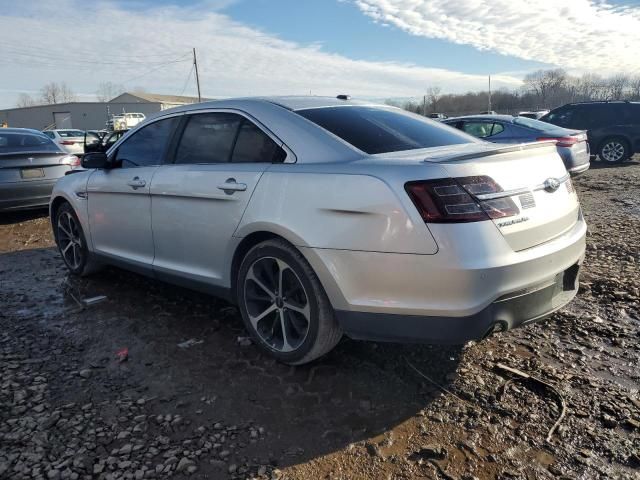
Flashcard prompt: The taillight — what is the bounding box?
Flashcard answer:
[537,136,579,148]
[60,140,76,145]
[59,155,80,167]
[405,176,519,223]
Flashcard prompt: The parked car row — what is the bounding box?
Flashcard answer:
[48,96,586,364]
[433,101,640,164]
[540,101,640,164]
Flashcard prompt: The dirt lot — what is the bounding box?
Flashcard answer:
[1,160,639,480]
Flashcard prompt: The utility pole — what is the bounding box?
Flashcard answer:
[193,48,201,102]
[423,95,427,116]
[488,75,492,112]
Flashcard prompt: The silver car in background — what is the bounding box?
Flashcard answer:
[1,128,80,211]
[49,97,586,364]
[444,115,590,175]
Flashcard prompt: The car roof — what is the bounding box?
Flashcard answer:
[2,128,48,134]
[562,101,640,107]
[444,114,516,122]
[166,96,382,113]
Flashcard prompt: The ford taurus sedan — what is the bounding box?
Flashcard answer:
[49,97,586,364]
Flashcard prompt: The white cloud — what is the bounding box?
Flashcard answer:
[0,0,521,108]
[352,0,640,75]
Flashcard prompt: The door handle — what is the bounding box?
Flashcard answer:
[217,178,247,193]
[127,177,146,189]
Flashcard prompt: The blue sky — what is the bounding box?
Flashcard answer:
[223,0,550,75]
[0,0,639,108]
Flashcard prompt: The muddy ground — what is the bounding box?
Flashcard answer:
[1,159,639,480]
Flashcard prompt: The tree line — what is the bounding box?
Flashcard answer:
[397,69,640,117]
[15,82,126,108]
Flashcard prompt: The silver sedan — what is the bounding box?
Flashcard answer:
[49,97,586,364]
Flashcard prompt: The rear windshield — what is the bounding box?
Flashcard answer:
[58,130,85,137]
[0,132,60,154]
[514,116,567,133]
[296,106,476,154]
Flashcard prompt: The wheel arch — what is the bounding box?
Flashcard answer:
[228,226,347,310]
[50,195,72,240]
[49,192,93,251]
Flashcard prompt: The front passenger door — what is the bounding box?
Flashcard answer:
[87,117,178,269]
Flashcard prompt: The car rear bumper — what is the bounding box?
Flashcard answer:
[0,180,56,211]
[568,161,590,175]
[335,262,580,343]
[301,212,586,343]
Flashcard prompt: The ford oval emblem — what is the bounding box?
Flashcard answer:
[543,178,561,193]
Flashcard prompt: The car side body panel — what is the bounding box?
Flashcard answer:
[235,163,442,255]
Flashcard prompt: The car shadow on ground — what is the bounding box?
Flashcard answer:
[588,158,639,169]
[0,208,49,225]
[1,247,464,472]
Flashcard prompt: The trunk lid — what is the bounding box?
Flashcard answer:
[434,142,580,251]
[0,151,72,183]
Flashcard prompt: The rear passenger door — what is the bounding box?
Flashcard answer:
[150,111,288,289]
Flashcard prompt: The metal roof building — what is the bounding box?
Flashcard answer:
[0,92,207,131]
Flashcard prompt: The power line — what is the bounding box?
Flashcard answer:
[179,64,195,96]
[118,55,192,85]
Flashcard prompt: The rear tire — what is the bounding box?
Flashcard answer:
[598,137,630,164]
[236,239,342,365]
[54,202,101,276]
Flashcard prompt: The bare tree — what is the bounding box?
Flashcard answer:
[523,69,567,107]
[606,75,629,100]
[40,82,76,104]
[425,86,442,113]
[96,81,125,102]
[16,93,37,108]
[629,76,640,100]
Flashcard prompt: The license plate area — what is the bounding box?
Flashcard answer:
[20,168,45,179]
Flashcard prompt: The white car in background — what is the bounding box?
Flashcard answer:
[42,129,86,155]
[107,113,146,130]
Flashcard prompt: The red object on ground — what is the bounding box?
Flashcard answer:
[116,348,129,363]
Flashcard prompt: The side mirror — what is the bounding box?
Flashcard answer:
[81,152,111,169]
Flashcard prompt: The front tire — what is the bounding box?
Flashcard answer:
[236,239,342,365]
[54,202,101,276]
[599,138,630,164]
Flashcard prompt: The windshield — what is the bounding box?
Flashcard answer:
[0,132,60,154]
[58,130,85,138]
[296,106,477,154]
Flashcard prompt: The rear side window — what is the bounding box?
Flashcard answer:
[0,132,59,154]
[114,117,177,168]
[296,106,475,154]
[623,104,640,124]
[461,121,504,138]
[590,104,619,127]
[175,113,241,164]
[231,120,286,163]
[43,131,55,139]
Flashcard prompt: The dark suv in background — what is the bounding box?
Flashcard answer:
[540,101,640,163]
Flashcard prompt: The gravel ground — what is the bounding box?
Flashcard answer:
[1,159,639,480]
